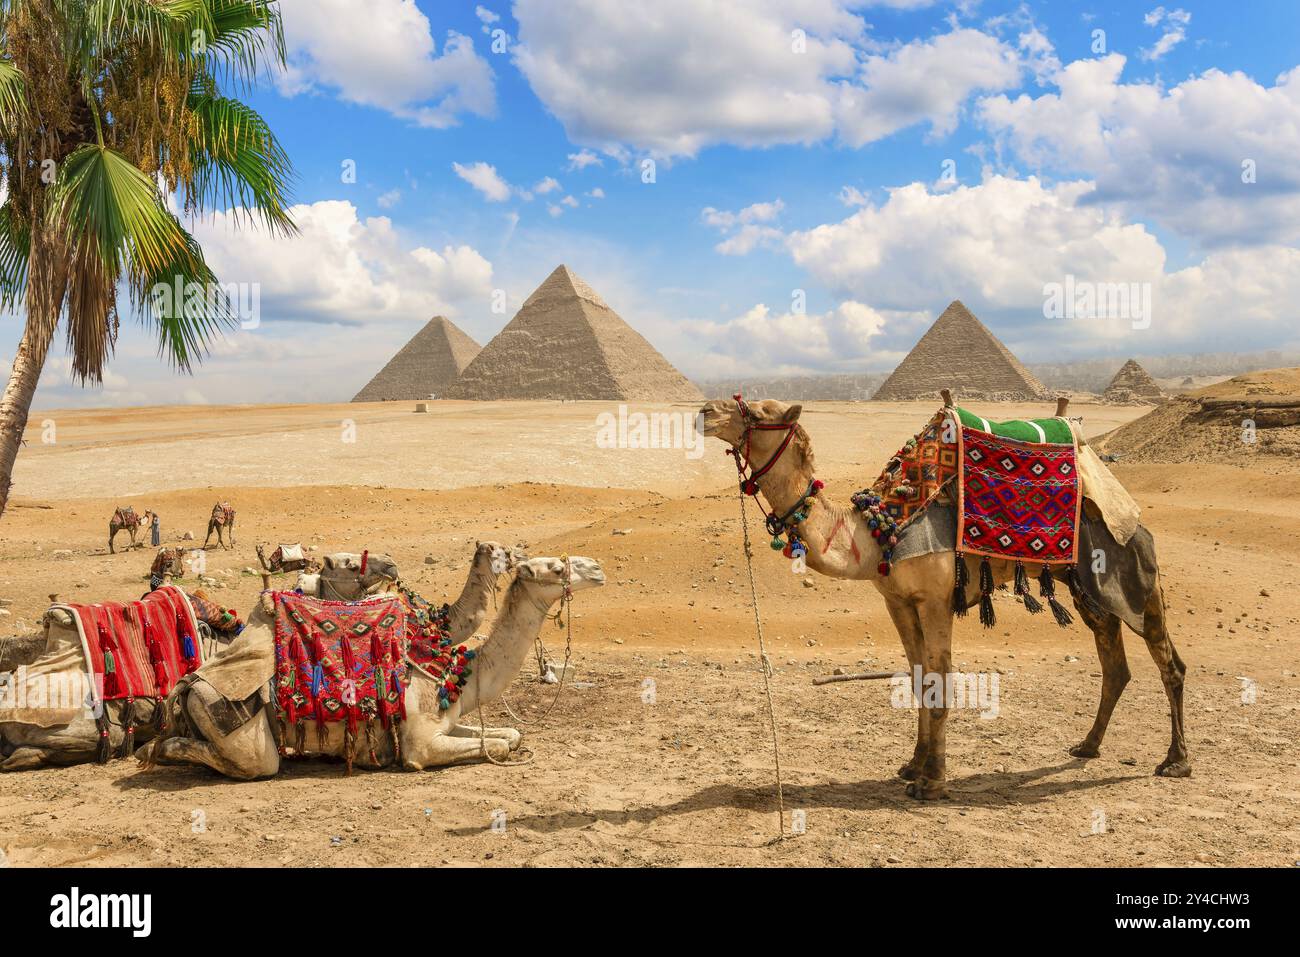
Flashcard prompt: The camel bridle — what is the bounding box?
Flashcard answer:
[724,393,799,498]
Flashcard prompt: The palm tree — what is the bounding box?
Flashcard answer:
[0,0,295,517]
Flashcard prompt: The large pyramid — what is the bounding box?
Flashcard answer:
[1103,358,1164,403]
[443,265,702,401]
[353,316,481,402]
[872,300,1050,401]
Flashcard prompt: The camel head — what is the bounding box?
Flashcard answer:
[473,540,521,576]
[514,555,605,602]
[701,397,803,452]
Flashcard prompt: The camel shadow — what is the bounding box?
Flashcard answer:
[446,758,1143,838]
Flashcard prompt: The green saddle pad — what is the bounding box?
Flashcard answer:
[955,406,1074,445]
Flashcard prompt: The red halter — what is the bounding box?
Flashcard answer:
[725,393,799,497]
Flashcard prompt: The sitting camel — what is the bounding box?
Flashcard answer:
[203,502,236,550]
[0,592,232,771]
[143,555,603,779]
[109,506,151,554]
[701,397,1188,800]
[294,542,520,643]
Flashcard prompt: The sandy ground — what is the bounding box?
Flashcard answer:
[1,399,1297,867]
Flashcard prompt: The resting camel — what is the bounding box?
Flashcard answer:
[203,502,236,550]
[109,506,152,554]
[144,555,604,779]
[0,598,231,771]
[701,397,1188,800]
[293,542,520,644]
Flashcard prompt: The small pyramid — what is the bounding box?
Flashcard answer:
[1103,358,1163,402]
[443,265,702,401]
[353,316,481,401]
[872,300,1050,401]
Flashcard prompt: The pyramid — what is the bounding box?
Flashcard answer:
[443,265,702,401]
[352,316,481,401]
[872,300,1050,401]
[1103,358,1163,402]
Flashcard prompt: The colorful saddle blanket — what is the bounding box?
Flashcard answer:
[857,405,1080,569]
[186,589,244,634]
[957,425,1079,565]
[112,506,141,528]
[271,592,406,733]
[67,585,202,702]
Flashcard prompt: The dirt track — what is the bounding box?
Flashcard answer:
[1,400,1297,867]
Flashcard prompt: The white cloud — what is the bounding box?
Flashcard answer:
[513,1,1023,157]
[682,300,892,377]
[534,176,562,194]
[452,161,514,202]
[377,188,402,209]
[475,5,500,24]
[702,200,786,254]
[782,173,1300,356]
[561,195,580,208]
[587,187,606,199]
[277,0,495,127]
[546,203,563,218]
[979,55,1300,246]
[567,149,603,171]
[1141,7,1191,61]
[191,200,494,326]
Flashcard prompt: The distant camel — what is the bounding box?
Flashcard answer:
[109,506,151,554]
[203,502,236,550]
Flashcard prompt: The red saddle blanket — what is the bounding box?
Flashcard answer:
[69,586,202,701]
[957,426,1080,565]
[400,588,475,711]
[271,592,407,732]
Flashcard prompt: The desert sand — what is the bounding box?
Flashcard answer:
[0,398,1296,867]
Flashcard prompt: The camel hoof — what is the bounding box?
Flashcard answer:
[1155,758,1192,778]
[897,762,921,781]
[1069,742,1100,759]
[905,779,950,801]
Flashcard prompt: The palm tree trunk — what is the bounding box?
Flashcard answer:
[0,228,67,519]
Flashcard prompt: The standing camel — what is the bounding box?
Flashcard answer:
[701,398,1189,800]
[203,502,236,550]
[109,507,151,554]
[143,556,603,779]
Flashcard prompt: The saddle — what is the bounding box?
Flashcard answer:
[113,506,140,528]
[265,543,309,573]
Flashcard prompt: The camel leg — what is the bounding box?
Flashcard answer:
[908,596,954,800]
[449,723,521,750]
[1069,607,1129,758]
[402,729,510,769]
[0,747,53,771]
[883,596,928,780]
[202,523,213,549]
[109,527,117,554]
[1141,583,1191,778]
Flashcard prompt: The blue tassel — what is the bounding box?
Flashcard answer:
[311,663,323,698]
[465,649,477,660]
[182,634,197,660]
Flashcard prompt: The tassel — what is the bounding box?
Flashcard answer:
[96,714,112,764]
[952,552,969,617]
[1014,562,1043,614]
[182,633,197,662]
[978,557,995,628]
[1066,563,1103,618]
[122,697,136,758]
[1039,565,1074,626]
[294,721,306,756]
[360,550,369,577]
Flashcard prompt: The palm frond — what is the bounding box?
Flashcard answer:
[0,201,31,312]
[187,92,296,233]
[0,58,28,131]
[203,0,287,89]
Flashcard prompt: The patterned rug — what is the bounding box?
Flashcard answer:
[957,426,1080,564]
[68,585,202,702]
[271,593,407,767]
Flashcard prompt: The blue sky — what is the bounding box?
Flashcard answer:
[6,0,1300,407]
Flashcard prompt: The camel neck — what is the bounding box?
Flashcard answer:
[751,437,881,582]
[455,578,550,714]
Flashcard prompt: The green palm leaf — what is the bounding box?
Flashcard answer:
[187,92,296,234]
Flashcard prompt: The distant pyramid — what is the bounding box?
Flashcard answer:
[443,265,702,401]
[872,300,1050,401]
[353,316,481,402]
[1103,358,1164,402]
